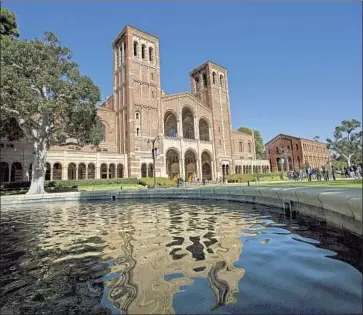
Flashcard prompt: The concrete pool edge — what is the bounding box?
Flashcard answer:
[1,186,362,236]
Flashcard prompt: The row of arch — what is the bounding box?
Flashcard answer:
[272,144,299,154]
[235,165,270,174]
[195,72,225,90]
[238,141,252,153]
[0,162,125,182]
[141,163,154,178]
[164,107,210,141]
[133,41,154,62]
[166,148,213,181]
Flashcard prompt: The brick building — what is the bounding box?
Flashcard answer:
[265,134,331,172]
[0,25,270,183]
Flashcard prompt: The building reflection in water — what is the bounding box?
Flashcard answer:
[35,200,256,314]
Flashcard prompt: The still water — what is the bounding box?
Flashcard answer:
[0,200,362,315]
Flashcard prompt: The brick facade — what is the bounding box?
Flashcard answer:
[265,134,331,172]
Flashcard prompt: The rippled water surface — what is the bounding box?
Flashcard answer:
[1,200,362,315]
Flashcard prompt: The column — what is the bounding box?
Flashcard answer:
[85,167,88,180]
[62,166,68,180]
[96,166,100,179]
[76,165,78,180]
[180,158,185,180]
[194,115,199,140]
[177,119,182,138]
[50,163,53,181]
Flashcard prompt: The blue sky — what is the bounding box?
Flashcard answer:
[5,2,362,143]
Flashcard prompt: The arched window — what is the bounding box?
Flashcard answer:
[276,147,279,154]
[220,75,224,87]
[136,127,140,136]
[296,144,299,150]
[133,41,138,57]
[141,44,146,59]
[212,72,216,84]
[239,141,243,152]
[199,118,210,141]
[141,163,147,178]
[149,47,153,62]
[248,142,252,153]
[135,112,140,120]
[195,77,200,90]
[287,145,291,152]
[101,124,106,142]
[202,73,207,87]
[281,145,284,153]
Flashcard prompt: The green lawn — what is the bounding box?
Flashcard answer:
[78,184,143,191]
[255,179,362,188]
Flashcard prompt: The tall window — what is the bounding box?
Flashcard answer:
[101,124,106,142]
[220,75,224,87]
[239,141,243,152]
[141,44,146,59]
[195,77,200,90]
[136,128,140,136]
[133,41,138,57]
[149,47,153,62]
[212,72,216,84]
[248,142,252,153]
[202,73,207,87]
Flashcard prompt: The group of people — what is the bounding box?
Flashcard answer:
[287,164,362,182]
[340,165,362,179]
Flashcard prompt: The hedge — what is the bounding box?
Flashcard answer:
[45,178,138,188]
[227,173,282,183]
[138,177,177,188]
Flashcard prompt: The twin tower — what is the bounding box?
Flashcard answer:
[108,25,236,179]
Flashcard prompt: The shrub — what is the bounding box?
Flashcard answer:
[138,177,177,188]
[1,181,31,190]
[44,178,138,188]
[227,172,282,183]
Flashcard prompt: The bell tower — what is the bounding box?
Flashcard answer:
[190,61,233,174]
[112,25,161,177]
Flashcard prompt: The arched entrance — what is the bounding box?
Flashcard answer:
[109,164,116,178]
[148,163,154,178]
[0,162,9,183]
[201,151,212,180]
[11,162,23,182]
[78,163,86,180]
[52,163,62,180]
[88,163,95,179]
[164,111,178,137]
[166,148,180,181]
[117,164,124,178]
[182,107,195,139]
[185,149,197,181]
[100,164,108,179]
[68,163,77,180]
[45,163,51,181]
[141,163,147,177]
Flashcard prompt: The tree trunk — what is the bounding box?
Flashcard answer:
[27,139,48,195]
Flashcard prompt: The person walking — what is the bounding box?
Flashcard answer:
[332,166,337,181]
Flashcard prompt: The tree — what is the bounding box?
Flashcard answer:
[313,136,320,141]
[237,127,264,159]
[0,8,20,37]
[253,130,264,159]
[326,119,362,167]
[237,126,252,135]
[1,32,103,194]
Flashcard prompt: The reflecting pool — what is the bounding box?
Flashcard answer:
[0,200,362,315]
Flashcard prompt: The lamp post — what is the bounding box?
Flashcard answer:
[147,135,159,189]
